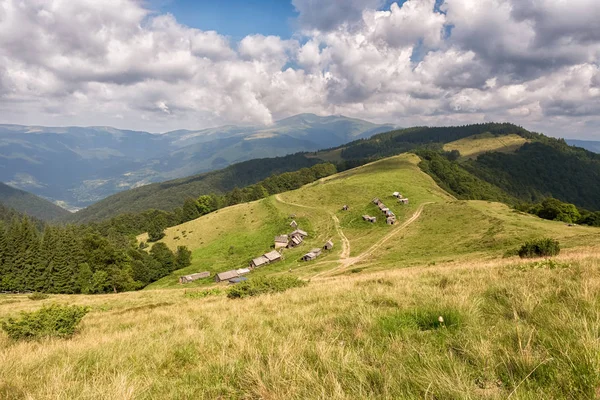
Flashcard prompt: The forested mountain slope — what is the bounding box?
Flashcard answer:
[71,122,600,223]
[0,182,71,221]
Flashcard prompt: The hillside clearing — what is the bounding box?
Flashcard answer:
[443,133,528,159]
[142,152,600,289]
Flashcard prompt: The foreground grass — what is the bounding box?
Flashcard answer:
[1,251,599,399]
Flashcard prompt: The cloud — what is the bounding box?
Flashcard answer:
[292,0,384,31]
[0,0,599,138]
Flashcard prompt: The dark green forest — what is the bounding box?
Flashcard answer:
[68,154,327,223]
[0,211,191,294]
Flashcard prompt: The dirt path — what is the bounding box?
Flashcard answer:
[274,194,351,260]
[274,194,433,279]
[313,202,433,278]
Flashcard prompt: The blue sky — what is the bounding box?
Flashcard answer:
[2,0,599,138]
[150,0,407,40]
[151,0,299,40]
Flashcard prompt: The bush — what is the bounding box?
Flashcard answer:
[28,292,49,301]
[1,304,90,340]
[227,276,307,299]
[518,238,561,258]
[184,288,223,298]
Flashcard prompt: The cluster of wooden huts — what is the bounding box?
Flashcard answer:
[372,198,397,225]
[393,191,409,204]
[302,240,333,261]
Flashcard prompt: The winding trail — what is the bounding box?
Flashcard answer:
[274,194,433,279]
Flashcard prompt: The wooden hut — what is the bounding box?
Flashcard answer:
[179,271,210,284]
[215,270,239,282]
[399,198,409,205]
[310,248,322,257]
[302,252,318,261]
[386,216,396,225]
[250,255,269,268]
[264,250,282,263]
[291,229,308,238]
[236,268,251,275]
[342,205,349,211]
[324,240,334,250]
[290,220,298,229]
[274,234,289,249]
[288,235,303,248]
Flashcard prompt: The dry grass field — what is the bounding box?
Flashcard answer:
[1,249,599,399]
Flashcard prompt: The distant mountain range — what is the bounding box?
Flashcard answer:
[0,114,395,210]
[0,182,71,221]
[566,139,600,153]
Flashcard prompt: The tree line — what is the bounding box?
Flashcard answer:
[91,163,339,242]
[0,215,191,294]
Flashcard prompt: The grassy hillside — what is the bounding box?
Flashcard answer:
[1,249,599,398]
[143,153,600,289]
[3,152,600,398]
[0,182,70,221]
[67,122,600,223]
[68,154,322,223]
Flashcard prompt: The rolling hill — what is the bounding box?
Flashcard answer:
[0,182,71,221]
[3,151,600,398]
[0,115,394,209]
[142,153,600,289]
[70,122,600,223]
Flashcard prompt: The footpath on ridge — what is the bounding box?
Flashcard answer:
[274,194,432,279]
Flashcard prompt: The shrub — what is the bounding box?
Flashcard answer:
[28,292,49,301]
[518,238,561,258]
[184,288,223,299]
[1,304,90,340]
[227,276,307,299]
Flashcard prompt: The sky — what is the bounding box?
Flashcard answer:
[0,0,599,138]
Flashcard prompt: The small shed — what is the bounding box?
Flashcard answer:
[291,229,308,238]
[179,271,210,284]
[378,203,387,211]
[310,248,322,257]
[288,235,303,248]
[250,255,270,268]
[368,216,377,223]
[372,198,380,205]
[290,220,298,229]
[362,215,371,221]
[274,234,289,249]
[236,268,251,275]
[324,240,334,250]
[381,207,390,213]
[399,198,409,205]
[342,205,349,211]
[264,250,282,263]
[228,277,248,284]
[386,216,396,225]
[215,270,239,282]
[302,252,317,261]
[385,210,395,217]
[392,192,400,198]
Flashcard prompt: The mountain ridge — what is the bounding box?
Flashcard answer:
[0,114,395,209]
